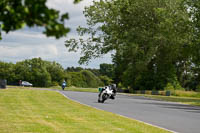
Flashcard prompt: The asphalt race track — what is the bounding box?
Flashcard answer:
[60,91,200,133]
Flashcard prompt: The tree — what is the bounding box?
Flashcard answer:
[99,63,114,78]
[179,0,200,90]
[86,68,101,76]
[66,70,104,88]
[0,0,82,40]
[99,75,113,86]
[65,67,83,72]
[0,61,15,84]
[13,58,52,87]
[45,61,65,85]
[0,58,107,88]
[66,0,193,90]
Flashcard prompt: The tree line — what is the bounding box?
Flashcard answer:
[65,0,200,92]
[0,58,113,88]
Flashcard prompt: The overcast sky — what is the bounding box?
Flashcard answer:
[0,0,112,69]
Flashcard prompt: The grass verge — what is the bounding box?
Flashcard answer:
[171,90,200,98]
[49,86,99,93]
[121,89,200,106]
[144,95,200,106]
[0,87,171,133]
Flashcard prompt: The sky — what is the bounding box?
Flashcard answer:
[0,0,112,69]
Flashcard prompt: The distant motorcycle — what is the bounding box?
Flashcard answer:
[62,81,66,90]
[98,84,117,103]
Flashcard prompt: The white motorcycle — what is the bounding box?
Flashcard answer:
[98,85,116,103]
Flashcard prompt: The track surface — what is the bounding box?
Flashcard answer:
[60,91,200,133]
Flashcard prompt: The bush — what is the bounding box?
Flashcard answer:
[66,70,104,88]
[174,82,185,90]
[69,72,87,87]
[173,90,200,98]
[99,75,113,86]
[51,81,59,86]
[64,73,72,87]
[196,84,200,92]
[82,70,104,87]
[164,83,175,91]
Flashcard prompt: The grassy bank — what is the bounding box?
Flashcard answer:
[123,89,200,106]
[142,90,200,106]
[0,88,170,133]
[171,90,200,98]
[144,95,200,106]
[49,86,99,93]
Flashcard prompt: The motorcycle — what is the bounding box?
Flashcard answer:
[62,81,66,90]
[98,85,116,103]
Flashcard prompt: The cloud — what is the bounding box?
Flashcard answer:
[46,0,91,29]
[46,0,92,14]
[0,43,58,59]
[0,0,112,68]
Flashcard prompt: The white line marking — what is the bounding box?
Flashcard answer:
[59,91,178,133]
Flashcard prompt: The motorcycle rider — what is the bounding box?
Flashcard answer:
[110,84,117,99]
[62,80,67,90]
[98,84,117,102]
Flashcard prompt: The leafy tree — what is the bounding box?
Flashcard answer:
[66,70,104,88]
[14,58,52,87]
[14,61,32,83]
[0,61,15,84]
[65,67,83,72]
[0,58,107,88]
[99,75,113,86]
[0,0,82,40]
[81,70,103,87]
[99,63,114,78]
[68,72,87,87]
[66,0,193,90]
[45,61,64,85]
[31,65,51,87]
[86,68,101,76]
[175,0,200,91]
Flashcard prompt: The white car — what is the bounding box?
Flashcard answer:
[22,81,33,87]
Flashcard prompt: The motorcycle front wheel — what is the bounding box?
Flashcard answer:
[102,93,109,103]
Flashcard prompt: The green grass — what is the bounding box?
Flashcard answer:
[121,89,200,106]
[0,88,171,133]
[122,92,200,106]
[144,95,200,106]
[141,90,200,106]
[49,86,99,93]
[171,90,200,98]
